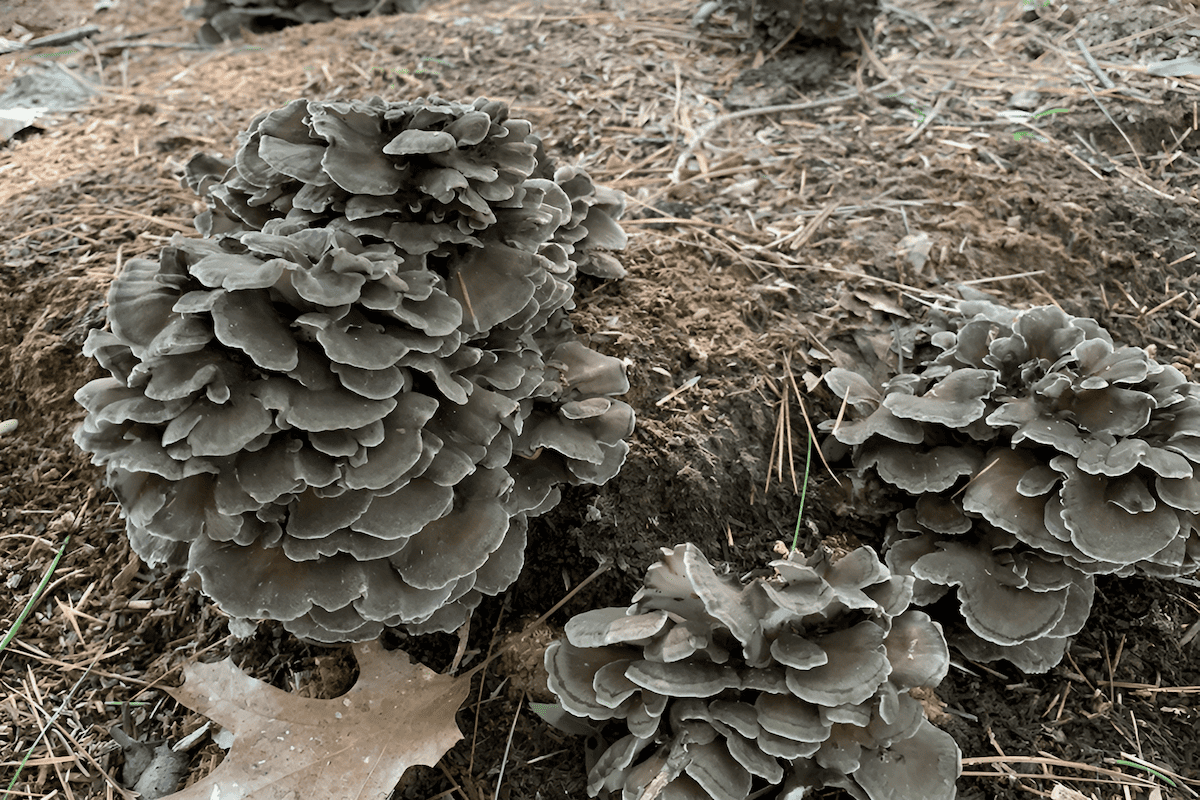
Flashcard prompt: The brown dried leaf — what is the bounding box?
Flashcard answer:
[163,640,469,800]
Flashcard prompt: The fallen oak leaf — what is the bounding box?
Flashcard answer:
[161,640,470,799]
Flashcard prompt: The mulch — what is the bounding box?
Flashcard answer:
[2,0,1200,798]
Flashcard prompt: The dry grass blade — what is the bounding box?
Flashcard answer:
[763,367,797,495]
[962,754,1180,792]
[492,691,524,800]
[786,363,840,488]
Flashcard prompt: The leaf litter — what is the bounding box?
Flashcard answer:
[2,0,1200,798]
[162,640,470,799]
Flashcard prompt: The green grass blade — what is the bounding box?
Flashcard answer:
[0,534,71,657]
[790,433,812,553]
[1113,759,1177,787]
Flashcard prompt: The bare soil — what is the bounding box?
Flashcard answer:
[2,0,1199,798]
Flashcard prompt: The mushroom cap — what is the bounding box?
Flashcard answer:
[853,719,960,800]
[883,368,997,428]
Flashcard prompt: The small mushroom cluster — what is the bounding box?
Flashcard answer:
[701,0,881,47]
[186,0,423,43]
[545,543,959,800]
[75,96,633,643]
[824,300,1200,671]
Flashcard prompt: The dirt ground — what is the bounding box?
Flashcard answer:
[2,0,1200,798]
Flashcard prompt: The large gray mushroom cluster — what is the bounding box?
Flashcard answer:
[545,543,959,800]
[74,96,633,643]
[698,0,881,47]
[824,300,1200,671]
[186,0,424,43]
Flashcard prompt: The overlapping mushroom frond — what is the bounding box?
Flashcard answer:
[545,543,960,800]
[75,96,633,644]
[824,300,1200,672]
[184,95,627,281]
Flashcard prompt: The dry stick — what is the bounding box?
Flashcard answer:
[959,270,1047,285]
[655,375,700,407]
[762,374,794,493]
[764,381,783,495]
[450,614,471,674]
[1077,65,1144,173]
[792,390,841,488]
[25,25,102,49]
[773,260,960,304]
[668,79,902,183]
[855,26,893,81]
[765,18,805,61]
[958,771,1154,790]
[437,761,472,800]
[1074,37,1116,89]
[903,93,949,147]
[491,691,524,800]
[829,393,849,444]
[781,360,798,493]
[458,562,612,684]
[1113,754,1197,794]
[1142,291,1187,319]
[466,600,506,777]
[456,271,479,329]
[962,756,1160,789]
[951,457,999,498]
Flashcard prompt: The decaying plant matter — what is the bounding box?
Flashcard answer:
[545,543,959,800]
[824,300,1200,671]
[75,96,633,643]
[186,0,424,43]
[697,0,881,47]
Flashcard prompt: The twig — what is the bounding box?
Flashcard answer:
[962,755,1161,789]
[795,392,840,488]
[655,375,700,407]
[27,26,102,49]
[96,40,209,51]
[1074,37,1116,89]
[959,270,1047,285]
[459,561,612,682]
[492,692,524,800]
[669,79,901,183]
[1078,69,1143,172]
[903,87,952,146]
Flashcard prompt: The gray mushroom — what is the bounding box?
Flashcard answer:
[186,0,426,44]
[75,97,633,643]
[699,0,882,48]
[544,543,958,800]
[825,300,1200,672]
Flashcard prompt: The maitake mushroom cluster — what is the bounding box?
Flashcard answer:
[75,96,633,643]
[186,0,423,43]
[824,300,1200,671]
[699,0,881,47]
[545,543,959,800]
